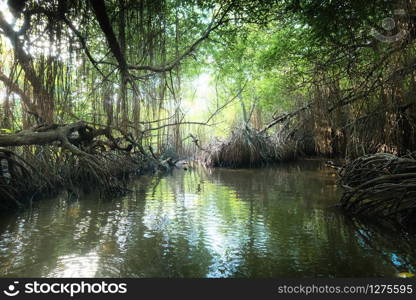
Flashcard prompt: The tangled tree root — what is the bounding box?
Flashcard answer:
[0,148,52,210]
[197,124,310,168]
[198,125,276,168]
[0,121,176,212]
[0,147,154,211]
[339,152,416,227]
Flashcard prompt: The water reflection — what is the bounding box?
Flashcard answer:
[346,218,416,275]
[49,252,99,277]
[0,160,415,277]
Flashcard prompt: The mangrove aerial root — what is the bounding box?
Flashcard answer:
[0,122,173,211]
[339,152,416,227]
[197,124,303,168]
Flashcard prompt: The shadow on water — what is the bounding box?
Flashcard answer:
[0,159,415,278]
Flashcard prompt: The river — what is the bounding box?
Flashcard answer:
[0,159,415,277]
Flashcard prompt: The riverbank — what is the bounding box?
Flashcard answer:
[0,145,183,212]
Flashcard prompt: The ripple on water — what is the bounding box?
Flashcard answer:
[47,252,100,277]
[0,162,414,277]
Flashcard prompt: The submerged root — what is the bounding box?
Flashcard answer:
[339,152,416,227]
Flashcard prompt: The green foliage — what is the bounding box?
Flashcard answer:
[1,0,414,156]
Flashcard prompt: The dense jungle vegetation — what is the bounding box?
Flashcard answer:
[1,0,416,226]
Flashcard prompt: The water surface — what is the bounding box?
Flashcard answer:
[1,160,415,277]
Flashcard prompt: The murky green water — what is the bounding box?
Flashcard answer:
[1,160,415,278]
